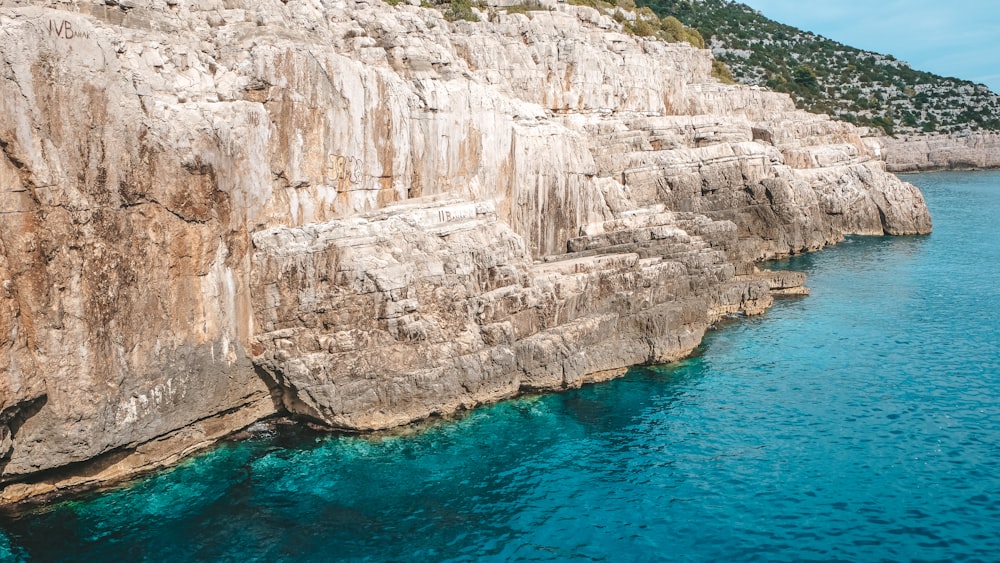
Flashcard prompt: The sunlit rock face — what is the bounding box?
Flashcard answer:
[882,132,1000,172]
[0,0,930,501]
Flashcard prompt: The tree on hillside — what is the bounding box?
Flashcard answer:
[792,65,818,91]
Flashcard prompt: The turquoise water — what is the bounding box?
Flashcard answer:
[3,171,1000,562]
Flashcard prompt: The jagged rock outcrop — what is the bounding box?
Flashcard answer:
[0,0,930,502]
[882,132,1000,172]
[252,199,789,430]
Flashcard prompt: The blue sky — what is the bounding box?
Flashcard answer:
[738,0,1000,93]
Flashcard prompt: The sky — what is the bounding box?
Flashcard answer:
[737,0,1000,93]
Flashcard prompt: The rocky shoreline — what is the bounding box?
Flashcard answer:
[881,131,1000,172]
[0,0,930,504]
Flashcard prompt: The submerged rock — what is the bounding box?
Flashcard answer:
[0,0,930,502]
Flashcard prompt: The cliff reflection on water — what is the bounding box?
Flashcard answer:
[2,171,1000,561]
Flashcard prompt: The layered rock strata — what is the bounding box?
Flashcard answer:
[0,0,930,502]
[882,132,1000,172]
[252,199,789,430]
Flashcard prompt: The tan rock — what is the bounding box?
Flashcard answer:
[0,0,930,501]
[881,132,1000,172]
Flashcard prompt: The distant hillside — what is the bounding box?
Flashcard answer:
[639,0,1000,136]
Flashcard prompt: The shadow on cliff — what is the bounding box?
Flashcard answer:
[0,395,47,477]
[253,364,293,420]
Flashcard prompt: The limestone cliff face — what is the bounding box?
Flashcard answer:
[0,0,930,502]
[882,132,1000,172]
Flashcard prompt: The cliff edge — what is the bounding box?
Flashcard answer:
[882,132,1000,172]
[0,0,930,503]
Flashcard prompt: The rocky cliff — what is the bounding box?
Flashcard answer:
[882,132,1000,172]
[0,0,930,503]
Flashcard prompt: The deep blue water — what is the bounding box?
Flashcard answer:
[3,172,1000,562]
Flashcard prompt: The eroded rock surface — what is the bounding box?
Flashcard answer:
[0,0,930,501]
[882,132,1000,172]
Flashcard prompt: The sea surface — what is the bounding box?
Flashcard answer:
[2,171,1000,562]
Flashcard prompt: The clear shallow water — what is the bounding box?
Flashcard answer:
[3,172,1000,562]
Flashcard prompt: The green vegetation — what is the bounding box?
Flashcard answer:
[637,0,1000,135]
[711,59,735,84]
[502,1,549,15]
[443,0,480,21]
[657,15,704,46]
[609,8,704,45]
[566,0,616,9]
